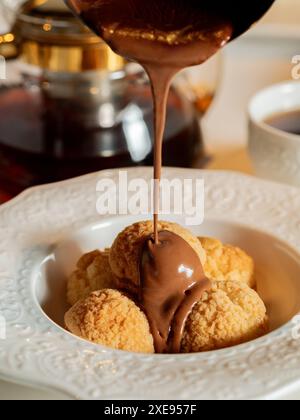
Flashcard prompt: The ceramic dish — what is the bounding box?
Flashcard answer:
[249,81,300,187]
[0,168,300,400]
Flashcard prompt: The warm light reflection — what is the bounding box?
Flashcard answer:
[122,104,152,162]
[43,23,52,32]
[178,264,194,278]
[0,33,15,44]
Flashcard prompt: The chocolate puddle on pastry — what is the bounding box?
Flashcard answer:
[140,231,211,353]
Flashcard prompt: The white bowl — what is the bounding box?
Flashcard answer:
[1,168,300,400]
[249,81,300,187]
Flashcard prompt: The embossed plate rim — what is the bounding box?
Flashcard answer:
[0,168,300,400]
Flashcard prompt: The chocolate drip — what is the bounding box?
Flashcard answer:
[65,0,274,353]
[140,231,211,353]
[67,0,274,242]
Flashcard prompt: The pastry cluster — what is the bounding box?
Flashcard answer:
[65,221,268,353]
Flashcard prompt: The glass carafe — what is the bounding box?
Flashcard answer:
[0,0,221,201]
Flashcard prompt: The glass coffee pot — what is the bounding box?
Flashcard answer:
[0,0,221,201]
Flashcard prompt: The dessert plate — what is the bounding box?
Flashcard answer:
[1,168,300,400]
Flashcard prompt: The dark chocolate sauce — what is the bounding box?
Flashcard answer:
[140,231,210,353]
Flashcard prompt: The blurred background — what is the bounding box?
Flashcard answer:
[0,0,299,203]
[0,0,219,201]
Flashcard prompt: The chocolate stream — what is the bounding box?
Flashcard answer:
[145,66,177,244]
[65,0,275,352]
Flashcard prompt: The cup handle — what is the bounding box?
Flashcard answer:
[0,31,18,60]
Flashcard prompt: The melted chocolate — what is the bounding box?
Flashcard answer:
[140,231,211,353]
[67,0,274,242]
[66,0,274,352]
[101,24,232,244]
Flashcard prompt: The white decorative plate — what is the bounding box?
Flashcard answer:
[1,168,300,400]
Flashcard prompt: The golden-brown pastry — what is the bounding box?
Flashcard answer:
[199,237,255,288]
[110,221,206,294]
[67,250,116,306]
[181,280,268,353]
[65,289,154,353]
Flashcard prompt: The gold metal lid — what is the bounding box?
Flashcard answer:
[1,0,126,72]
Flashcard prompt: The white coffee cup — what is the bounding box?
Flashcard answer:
[248,81,300,187]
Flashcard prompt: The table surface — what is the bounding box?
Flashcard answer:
[1,0,300,400]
